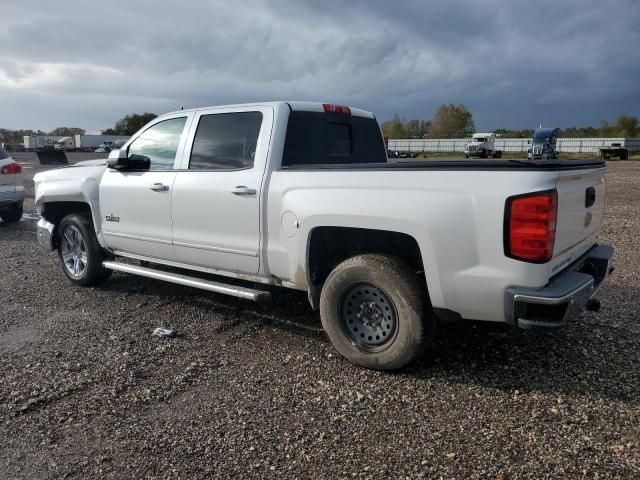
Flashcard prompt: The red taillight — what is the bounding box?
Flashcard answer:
[1,162,21,174]
[323,103,351,115]
[505,190,557,262]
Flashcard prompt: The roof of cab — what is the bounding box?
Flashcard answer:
[161,101,375,119]
[534,127,560,136]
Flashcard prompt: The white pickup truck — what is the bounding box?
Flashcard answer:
[34,101,614,370]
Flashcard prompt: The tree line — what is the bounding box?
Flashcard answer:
[382,105,640,139]
[0,113,157,146]
[2,109,639,146]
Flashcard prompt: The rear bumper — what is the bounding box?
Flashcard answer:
[0,187,24,208]
[506,244,615,329]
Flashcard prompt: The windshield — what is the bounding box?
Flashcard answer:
[534,136,551,144]
[474,137,487,142]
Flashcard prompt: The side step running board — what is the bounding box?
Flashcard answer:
[102,261,271,303]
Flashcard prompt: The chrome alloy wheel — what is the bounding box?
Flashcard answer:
[340,283,397,349]
[61,224,88,278]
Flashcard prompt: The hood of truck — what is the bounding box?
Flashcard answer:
[34,161,108,214]
[73,159,108,167]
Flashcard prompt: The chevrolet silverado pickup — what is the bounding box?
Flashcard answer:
[33,101,614,370]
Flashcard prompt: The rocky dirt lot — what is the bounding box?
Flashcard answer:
[0,158,638,479]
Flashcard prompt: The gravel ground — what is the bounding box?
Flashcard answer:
[0,156,639,479]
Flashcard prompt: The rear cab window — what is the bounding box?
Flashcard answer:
[282,110,387,167]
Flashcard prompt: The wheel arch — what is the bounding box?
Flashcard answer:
[40,201,102,249]
[305,226,429,310]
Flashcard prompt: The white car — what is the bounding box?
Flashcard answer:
[0,146,24,222]
[33,101,614,370]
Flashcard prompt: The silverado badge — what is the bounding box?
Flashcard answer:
[105,214,120,223]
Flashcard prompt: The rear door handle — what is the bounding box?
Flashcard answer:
[585,186,596,207]
[230,186,256,196]
[150,183,169,192]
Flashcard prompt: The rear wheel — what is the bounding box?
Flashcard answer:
[57,213,111,286]
[0,202,23,223]
[320,254,433,370]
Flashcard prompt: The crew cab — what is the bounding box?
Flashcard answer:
[34,101,614,370]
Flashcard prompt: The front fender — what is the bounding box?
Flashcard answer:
[34,166,107,247]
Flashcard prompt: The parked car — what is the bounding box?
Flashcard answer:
[34,101,614,370]
[0,146,24,222]
[528,128,560,160]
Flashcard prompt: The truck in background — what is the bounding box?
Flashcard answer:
[54,137,76,151]
[24,136,65,150]
[27,135,130,152]
[528,128,560,160]
[464,133,502,158]
[75,135,130,152]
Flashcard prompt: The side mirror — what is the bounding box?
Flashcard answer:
[107,149,151,170]
[107,149,129,169]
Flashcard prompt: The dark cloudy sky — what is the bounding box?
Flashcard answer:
[1,0,638,132]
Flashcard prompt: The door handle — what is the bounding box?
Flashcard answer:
[230,186,256,196]
[150,183,170,192]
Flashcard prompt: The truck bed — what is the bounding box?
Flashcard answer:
[280,158,606,171]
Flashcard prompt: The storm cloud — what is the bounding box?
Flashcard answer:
[1,0,638,132]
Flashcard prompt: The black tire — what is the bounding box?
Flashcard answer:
[57,213,111,286]
[320,254,433,370]
[0,202,23,223]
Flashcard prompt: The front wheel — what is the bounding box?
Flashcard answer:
[320,254,433,370]
[57,214,112,286]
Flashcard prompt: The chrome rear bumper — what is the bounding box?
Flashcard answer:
[506,244,615,329]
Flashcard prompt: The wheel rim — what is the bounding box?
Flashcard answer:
[340,283,397,349]
[61,225,88,278]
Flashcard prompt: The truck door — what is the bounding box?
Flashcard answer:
[171,106,273,274]
[99,114,191,259]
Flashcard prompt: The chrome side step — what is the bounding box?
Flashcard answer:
[102,261,271,303]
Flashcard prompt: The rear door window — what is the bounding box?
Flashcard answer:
[282,111,386,166]
[189,111,263,170]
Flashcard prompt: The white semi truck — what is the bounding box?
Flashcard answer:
[464,133,503,158]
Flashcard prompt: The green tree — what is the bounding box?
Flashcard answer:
[381,114,409,139]
[381,115,430,139]
[0,128,45,145]
[613,115,638,137]
[49,127,85,136]
[429,104,475,138]
[102,112,157,136]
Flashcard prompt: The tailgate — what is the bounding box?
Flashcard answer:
[553,167,606,264]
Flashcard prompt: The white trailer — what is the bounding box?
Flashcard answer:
[74,135,130,151]
[23,136,65,150]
